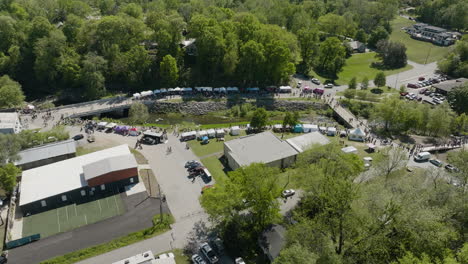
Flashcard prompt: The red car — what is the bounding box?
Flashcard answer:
[419,88,427,94]
[407,83,418,88]
[400,92,408,96]
[418,76,425,81]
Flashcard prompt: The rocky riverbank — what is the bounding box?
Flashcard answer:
[150,100,326,115]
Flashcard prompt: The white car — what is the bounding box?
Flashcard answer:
[311,78,321,85]
[235,257,246,264]
[324,83,333,88]
[282,189,296,198]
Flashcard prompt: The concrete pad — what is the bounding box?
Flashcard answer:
[125,181,147,196]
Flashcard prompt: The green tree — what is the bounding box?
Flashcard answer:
[447,83,468,114]
[0,163,20,193]
[355,29,368,44]
[250,108,268,131]
[318,14,347,37]
[34,30,67,84]
[159,54,178,88]
[348,77,357,89]
[0,133,21,165]
[344,89,356,99]
[374,71,386,87]
[316,37,346,78]
[81,53,107,100]
[447,149,468,191]
[400,85,407,93]
[374,147,408,182]
[368,26,389,49]
[297,28,319,73]
[129,102,149,125]
[376,40,407,68]
[0,75,24,108]
[361,77,369,90]
[238,40,265,85]
[274,243,318,264]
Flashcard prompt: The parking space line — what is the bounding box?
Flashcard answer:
[57,209,61,232]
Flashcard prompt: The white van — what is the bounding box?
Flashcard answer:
[414,152,431,162]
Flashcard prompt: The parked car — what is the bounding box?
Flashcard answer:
[192,254,207,264]
[235,257,246,264]
[414,152,431,162]
[72,134,84,141]
[311,78,321,85]
[432,98,442,104]
[418,76,425,81]
[185,160,201,168]
[419,88,427,94]
[200,243,219,263]
[400,92,408,96]
[141,137,156,145]
[407,83,418,88]
[324,83,333,88]
[445,164,459,173]
[297,81,302,87]
[424,90,432,95]
[282,189,296,198]
[211,238,225,255]
[429,159,443,167]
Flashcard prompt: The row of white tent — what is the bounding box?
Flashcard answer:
[180,126,241,141]
[133,87,244,98]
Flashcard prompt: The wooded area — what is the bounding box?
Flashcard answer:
[0,0,402,103]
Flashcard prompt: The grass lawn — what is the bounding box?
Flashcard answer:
[201,155,229,182]
[329,137,377,159]
[22,194,125,238]
[389,16,451,64]
[76,145,112,156]
[187,130,247,158]
[336,52,413,85]
[130,149,148,164]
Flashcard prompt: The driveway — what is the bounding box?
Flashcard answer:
[8,191,168,264]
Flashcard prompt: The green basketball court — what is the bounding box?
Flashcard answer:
[22,194,125,238]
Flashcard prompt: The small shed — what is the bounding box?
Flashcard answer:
[341,146,358,154]
[293,124,303,133]
[327,127,337,136]
[348,128,366,142]
[215,129,225,138]
[197,130,208,139]
[230,126,240,136]
[207,129,216,138]
[140,90,153,97]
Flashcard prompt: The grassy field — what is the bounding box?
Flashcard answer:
[187,130,247,157]
[23,194,125,238]
[336,52,413,85]
[201,156,229,181]
[389,16,451,64]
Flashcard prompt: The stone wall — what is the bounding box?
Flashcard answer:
[150,100,326,115]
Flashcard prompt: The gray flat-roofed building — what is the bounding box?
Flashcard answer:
[15,139,77,170]
[224,131,298,170]
[432,78,467,94]
[0,112,21,134]
[286,132,330,153]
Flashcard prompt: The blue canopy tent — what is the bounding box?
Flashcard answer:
[201,136,209,144]
[293,124,303,133]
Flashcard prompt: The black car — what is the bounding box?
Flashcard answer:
[191,254,207,264]
[72,134,84,141]
[445,164,459,173]
[200,243,219,263]
[141,137,156,145]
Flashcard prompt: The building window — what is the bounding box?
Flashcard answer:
[81,190,86,196]
[130,177,134,183]
[41,200,47,207]
[100,184,105,191]
[61,195,67,201]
